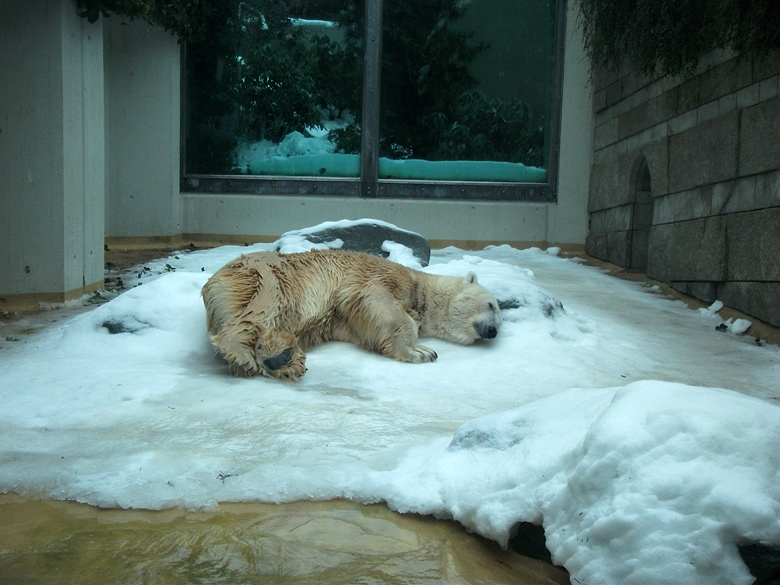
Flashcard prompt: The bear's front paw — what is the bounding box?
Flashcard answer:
[230,361,259,377]
[410,345,438,363]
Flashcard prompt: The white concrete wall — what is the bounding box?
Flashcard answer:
[547,0,593,245]
[181,195,551,245]
[0,0,104,302]
[63,4,105,292]
[104,18,181,238]
[0,0,64,296]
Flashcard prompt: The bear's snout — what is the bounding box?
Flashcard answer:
[476,323,498,340]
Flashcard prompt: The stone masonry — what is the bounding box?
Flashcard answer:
[587,49,780,327]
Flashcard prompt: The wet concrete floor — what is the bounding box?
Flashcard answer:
[0,494,569,584]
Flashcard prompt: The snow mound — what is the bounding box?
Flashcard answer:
[380,382,780,585]
[425,255,582,340]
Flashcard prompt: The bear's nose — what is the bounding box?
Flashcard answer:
[476,323,498,339]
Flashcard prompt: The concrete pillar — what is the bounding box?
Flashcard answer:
[548,0,593,245]
[104,18,181,241]
[0,0,105,310]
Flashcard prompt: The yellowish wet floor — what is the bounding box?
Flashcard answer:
[0,494,568,585]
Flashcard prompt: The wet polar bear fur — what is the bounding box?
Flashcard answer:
[202,249,502,381]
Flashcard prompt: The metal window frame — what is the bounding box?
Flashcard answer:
[181,0,566,203]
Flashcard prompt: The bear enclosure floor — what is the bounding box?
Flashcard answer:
[1,243,778,585]
[0,243,570,585]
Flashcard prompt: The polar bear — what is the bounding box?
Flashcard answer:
[201,249,502,381]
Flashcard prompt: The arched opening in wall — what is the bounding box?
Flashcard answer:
[629,157,653,272]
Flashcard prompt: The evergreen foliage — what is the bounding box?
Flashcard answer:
[230,1,323,143]
[328,0,544,166]
[578,0,780,77]
[377,0,487,159]
[183,0,345,171]
[429,91,544,166]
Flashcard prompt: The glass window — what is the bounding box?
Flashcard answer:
[182,0,563,200]
[377,0,554,184]
[184,0,363,178]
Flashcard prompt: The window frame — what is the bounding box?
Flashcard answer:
[180,0,566,203]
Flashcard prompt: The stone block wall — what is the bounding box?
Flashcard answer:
[587,50,780,327]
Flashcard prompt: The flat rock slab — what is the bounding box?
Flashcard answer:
[277,221,431,267]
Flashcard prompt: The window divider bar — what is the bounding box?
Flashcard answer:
[360,0,383,198]
[546,0,567,202]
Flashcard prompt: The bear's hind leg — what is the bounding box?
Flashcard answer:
[211,320,307,380]
[254,329,307,381]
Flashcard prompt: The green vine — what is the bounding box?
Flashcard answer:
[75,0,214,41]
[577,0,780,77]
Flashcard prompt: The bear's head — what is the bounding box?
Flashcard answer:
[439,272,502,345]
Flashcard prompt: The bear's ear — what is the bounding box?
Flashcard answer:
[464,271,478,284]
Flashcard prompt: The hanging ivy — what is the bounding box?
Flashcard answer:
[577,0,780,77]
[75,0,214,41]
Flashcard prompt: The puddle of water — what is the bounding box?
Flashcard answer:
[0,494,568,585]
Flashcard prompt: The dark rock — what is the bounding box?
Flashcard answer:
[102,317,149,334]
[509,521,554,566]
[277,221,431,267]
[497,294,565,319]
[739,542,780,585]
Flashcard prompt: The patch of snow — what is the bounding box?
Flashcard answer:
[730,318,753,335]
[381,241,423,270]
[235,127,546,182]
